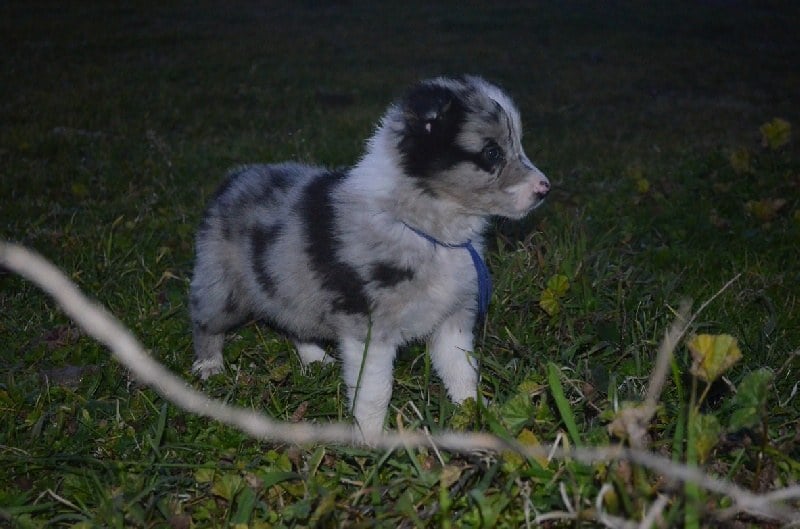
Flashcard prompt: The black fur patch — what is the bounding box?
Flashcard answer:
[397,83,502,179]
[196,216,212,235]
[211,166,248,203]
[203,167,251,239]
[223,291,239,315]
[220,220,233,240]
[300,171,369,315]
[190,293,202,308]
[371,262,414,288]
[255,166,292,204]
[250,223,282,295]
[270,168,293,190]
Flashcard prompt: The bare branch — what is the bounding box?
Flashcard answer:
[643,299,692,409]
[1,241,797,524]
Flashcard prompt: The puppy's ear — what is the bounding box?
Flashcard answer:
[402,83,462,137]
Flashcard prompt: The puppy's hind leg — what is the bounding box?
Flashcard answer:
[294,341,334,371]
[189,283,242,379]
[192,322,226,379]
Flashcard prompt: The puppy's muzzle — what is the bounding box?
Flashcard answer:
[533,177,551,199]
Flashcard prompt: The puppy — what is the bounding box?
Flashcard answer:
[189,76,550,440]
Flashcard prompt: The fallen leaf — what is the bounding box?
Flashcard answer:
[539,289,560,316]
[745,198,787,223]
[440,464,463,488]
[546,274,570,297]
[502,428,548,470]
[760,118,791,150]
[688,334,742,383]
[41,324,82,350]
[168,514,191,529]
[518,428,549,468]
[290,401,309,422]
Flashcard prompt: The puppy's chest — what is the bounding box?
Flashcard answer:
[371,244,479,329]
[425,246,478,295]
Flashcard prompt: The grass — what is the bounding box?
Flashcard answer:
[1,1,799,527]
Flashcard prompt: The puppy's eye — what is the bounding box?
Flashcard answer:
[482,144,504,165]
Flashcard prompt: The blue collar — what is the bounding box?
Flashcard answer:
[402,222,492,320]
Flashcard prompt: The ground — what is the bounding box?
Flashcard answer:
[1,2,798,527]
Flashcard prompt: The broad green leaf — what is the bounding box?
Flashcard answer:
[729,406,759,433]
[546,274,570,297]
[283,498,312,522]
[503,428,547,471]
[760,117,791,150]
[194,467,215,484]
[211,473,243,502]
[450,397,478,431]
[691,413,722,464]
[687,334,742,382]
[518,428,548,468]
[517,376,547,395]
[539,288,560,316]
[259,472,300,489]
[499,391,535,436]
[729,368,773,431]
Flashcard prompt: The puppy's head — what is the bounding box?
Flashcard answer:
[389,76,549,219]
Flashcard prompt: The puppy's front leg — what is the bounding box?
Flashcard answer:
[429,310,480,404]
[339,336,396,441]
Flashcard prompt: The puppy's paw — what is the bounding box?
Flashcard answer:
[352,424,384,447]
[295,343,334,371]
[192,358,224,380]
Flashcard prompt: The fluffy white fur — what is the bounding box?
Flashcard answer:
[189,76,550,440]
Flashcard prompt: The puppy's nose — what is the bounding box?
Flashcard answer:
[534,177,551,197]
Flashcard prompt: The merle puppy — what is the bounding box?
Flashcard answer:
[190,76,550,439]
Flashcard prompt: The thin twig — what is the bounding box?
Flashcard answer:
[643,299,692,409]
[1,241,798,523]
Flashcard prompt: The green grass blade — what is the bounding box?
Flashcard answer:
[231,486,257,525]
[547,362,582,446]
